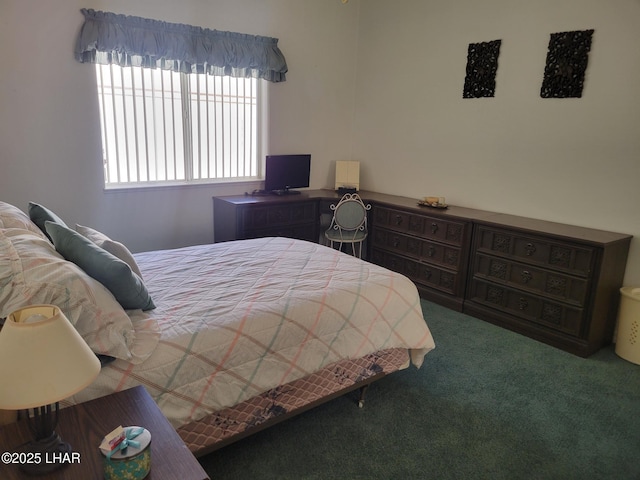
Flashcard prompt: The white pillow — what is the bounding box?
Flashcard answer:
[0,228,136,361]
[76,224,143,278]
[0,201,48,239]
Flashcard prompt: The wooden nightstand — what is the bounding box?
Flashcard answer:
[0,386,210,480]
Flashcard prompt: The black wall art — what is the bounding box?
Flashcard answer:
[540,29,594,98]
[463,39,502,98]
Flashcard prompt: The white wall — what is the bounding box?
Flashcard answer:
[2,0,640,287]
[352,0,640,286]
[0,0,360,252]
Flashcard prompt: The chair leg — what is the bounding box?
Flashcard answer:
[346,242,362,259]
[329,240,364,258]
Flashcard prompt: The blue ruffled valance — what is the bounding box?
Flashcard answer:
[74,9,288,82]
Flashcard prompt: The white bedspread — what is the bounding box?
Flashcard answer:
[69,237,435,427]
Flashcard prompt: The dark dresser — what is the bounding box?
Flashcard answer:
[213,194,319,243]
[464,214,632,357]
[213,190,632,356]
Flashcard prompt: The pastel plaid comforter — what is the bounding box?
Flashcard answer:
[69,237,435,428]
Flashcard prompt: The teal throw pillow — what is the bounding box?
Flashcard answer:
[44,221,155,311]
[28,202,68,242]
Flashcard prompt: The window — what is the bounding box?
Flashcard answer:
[95,64,260,187]
[76,9,287,188]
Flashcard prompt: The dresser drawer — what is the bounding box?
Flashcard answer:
[475,226,595,277]
[242,203,318,230]
[244,223,317,242]
[474,253,589,307]
[373,206,465,246]
[372,248,460,296]
[468,279,584,336]
[372,228,463,270]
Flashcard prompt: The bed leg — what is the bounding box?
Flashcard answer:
[357,384,370,408]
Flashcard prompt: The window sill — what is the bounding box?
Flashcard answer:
[103,179,263,193]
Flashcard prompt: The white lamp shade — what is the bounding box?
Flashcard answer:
[0,305,101,410]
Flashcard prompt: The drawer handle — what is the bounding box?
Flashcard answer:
[518,298,529,310]
[521,270,532,284]
[392,237,401,248]
[525,243,536,256]
[394,215,403,226]
[424,269,432,280]
[431,222,439,234]
[427,246,436,257]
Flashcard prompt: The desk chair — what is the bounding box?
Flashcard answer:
[325,193,371,258]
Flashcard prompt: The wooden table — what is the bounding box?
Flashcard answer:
[0,386,210,479]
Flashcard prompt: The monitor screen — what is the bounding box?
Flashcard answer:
[264,154,311,194]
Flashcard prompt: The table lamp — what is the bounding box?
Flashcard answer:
[0,304,101,475]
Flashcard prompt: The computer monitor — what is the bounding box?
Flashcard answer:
[264,154,311,194]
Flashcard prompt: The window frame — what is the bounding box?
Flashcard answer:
[95,64,265,191]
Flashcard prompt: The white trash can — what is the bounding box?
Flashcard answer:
[615,287,640,365]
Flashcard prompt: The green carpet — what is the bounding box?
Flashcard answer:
[198,300,640,479]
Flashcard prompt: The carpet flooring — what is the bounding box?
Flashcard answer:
[198,300,640,480]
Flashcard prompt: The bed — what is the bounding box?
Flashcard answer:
[0,200,435,456]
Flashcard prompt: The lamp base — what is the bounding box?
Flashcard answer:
[20,431,71,475]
